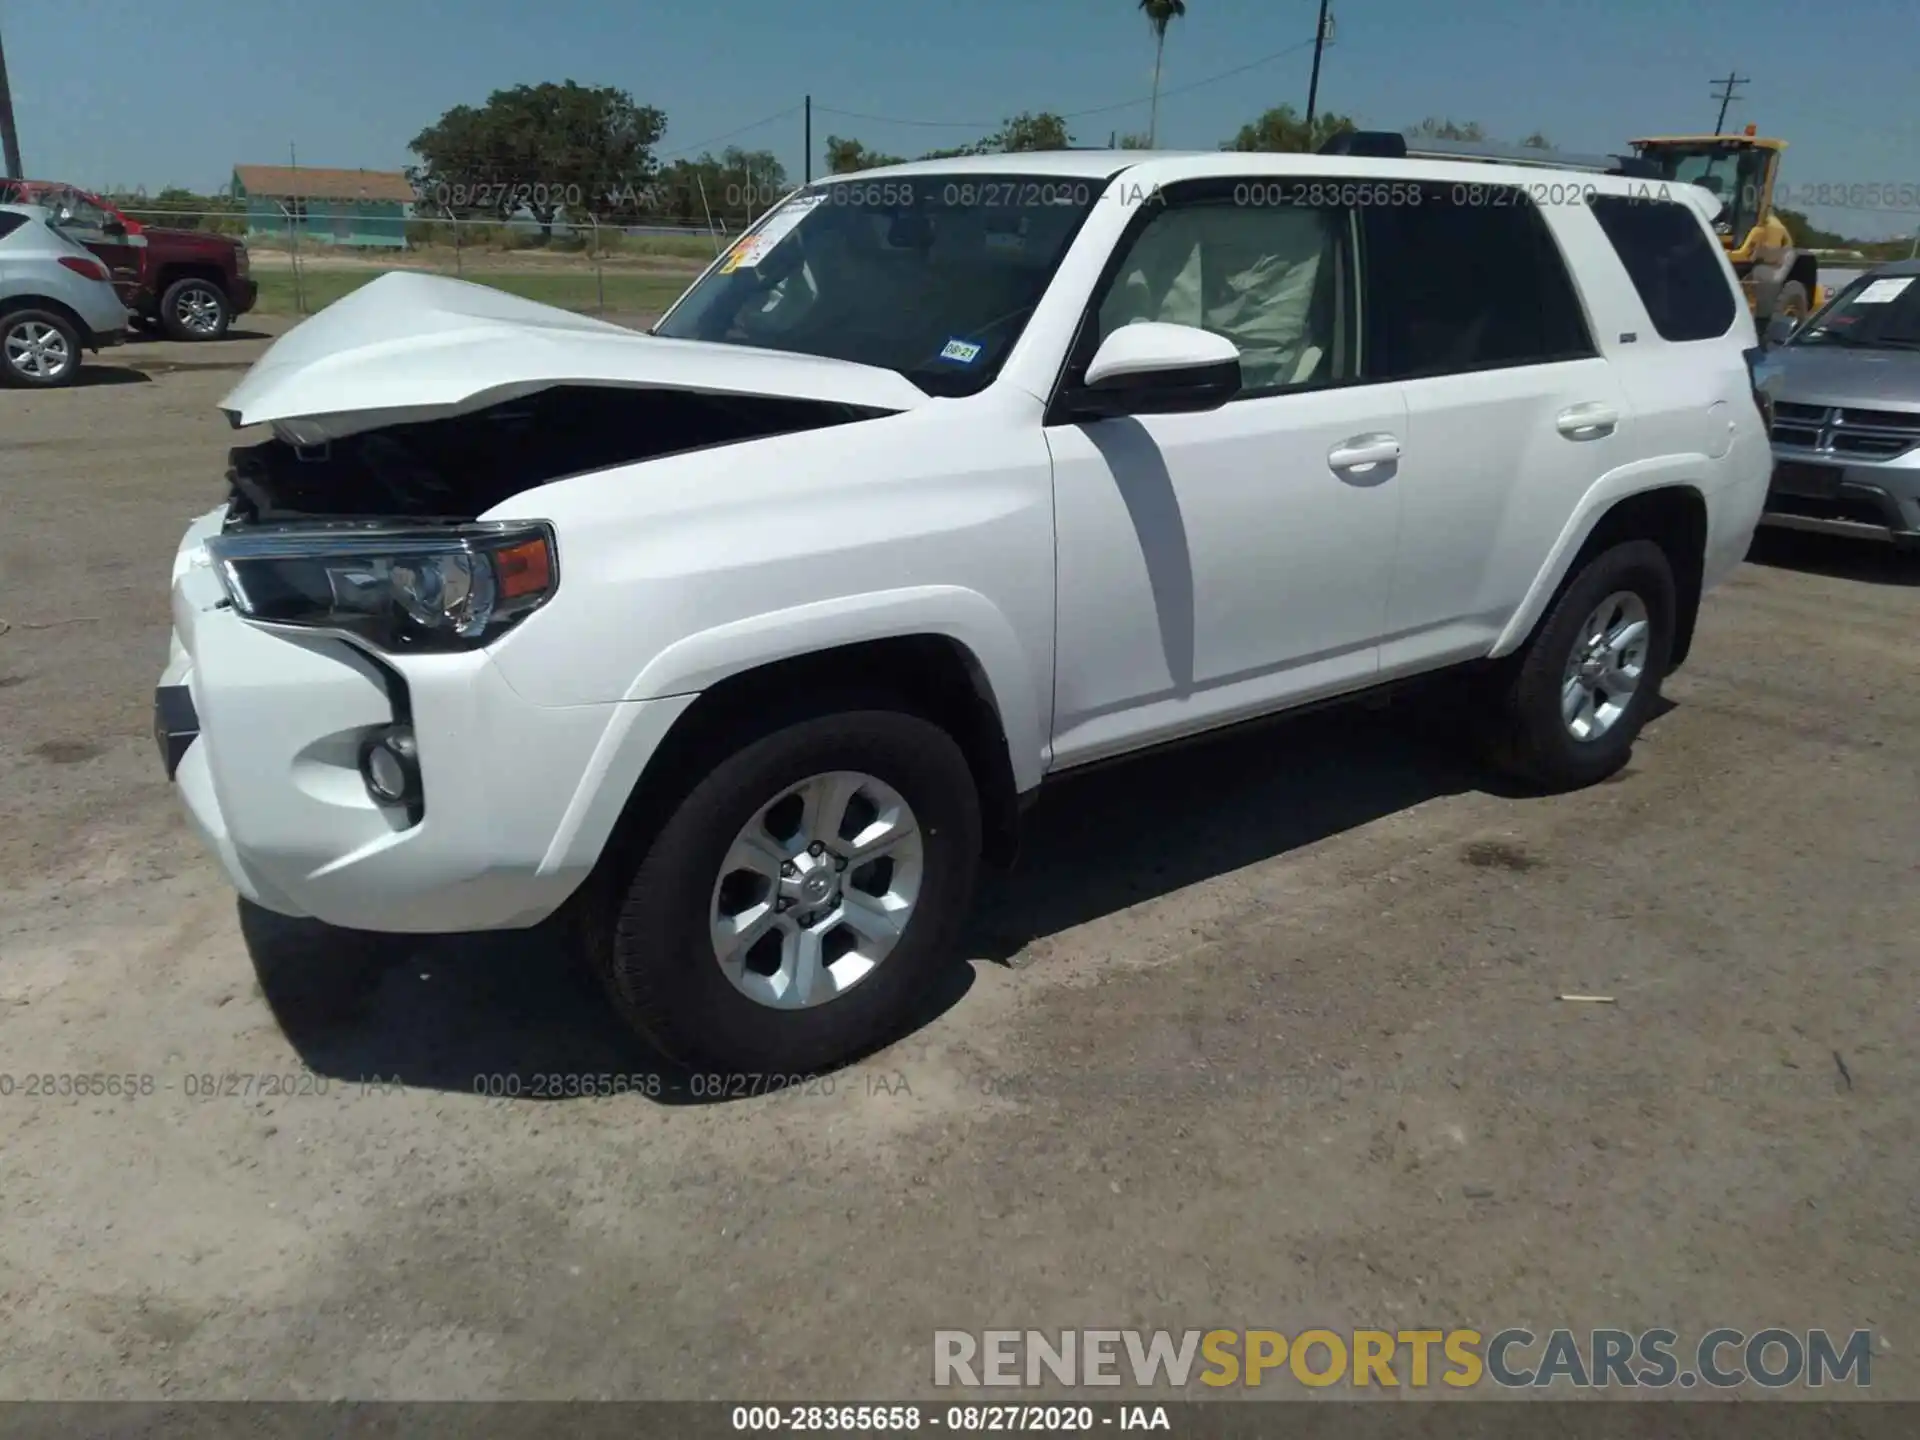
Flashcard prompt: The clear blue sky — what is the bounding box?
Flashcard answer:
[7,0,1917,238]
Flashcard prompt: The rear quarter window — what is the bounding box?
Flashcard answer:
[0,212,26,240]
[1588,196,1737,342]
[1359,182,1595,380]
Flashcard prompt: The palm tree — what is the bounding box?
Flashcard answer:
[1138,0,1187,149]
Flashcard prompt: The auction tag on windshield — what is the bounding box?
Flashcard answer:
[938,338,984,364]
[1854,277,1914,304]
[721,193,826,272]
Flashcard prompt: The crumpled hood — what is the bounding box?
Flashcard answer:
[219,270,931,444]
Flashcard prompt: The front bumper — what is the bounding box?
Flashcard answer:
[158,510,696,933]
[232,278,258,315]
[1761,452,1920,546]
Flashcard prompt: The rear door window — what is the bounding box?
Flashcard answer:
[1588,195,1738,342]
[1359,183,1595,379]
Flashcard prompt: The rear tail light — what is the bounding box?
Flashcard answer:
[58,255,110,283]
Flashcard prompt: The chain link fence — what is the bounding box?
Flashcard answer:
[115,207,735,319]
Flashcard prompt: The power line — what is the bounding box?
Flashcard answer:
[814,37,1321,134]
[1710,70,1748,135]
[656,104,805,161]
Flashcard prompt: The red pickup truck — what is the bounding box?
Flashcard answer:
[0,180,258,341]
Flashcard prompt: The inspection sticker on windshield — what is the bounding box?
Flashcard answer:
[938,338,984,364]
[720,193,826,272]
[1853,276,1914,304]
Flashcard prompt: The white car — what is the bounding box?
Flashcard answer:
[157,146,1770,1071]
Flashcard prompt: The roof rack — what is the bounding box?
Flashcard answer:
[1317,130,1662,179]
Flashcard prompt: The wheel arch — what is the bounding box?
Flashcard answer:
[155,260,230,290]
[0,293,88,333]
[1493,474,1709,671]
[580,633,1030,891]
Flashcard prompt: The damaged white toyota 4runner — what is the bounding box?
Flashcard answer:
[158,149,1771,1071]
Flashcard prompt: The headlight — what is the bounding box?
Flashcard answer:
[205,522,557,651]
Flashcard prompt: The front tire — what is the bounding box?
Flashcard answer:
[1480,539,1676,790]
[0,308,82,388]
[159,276,231,340]
[588,705,983,1073]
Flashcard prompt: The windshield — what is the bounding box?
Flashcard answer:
[652,174,1107,397]
[1635,142,1768,240]
[1790,272,1920,350]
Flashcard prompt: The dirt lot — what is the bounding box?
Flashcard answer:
[0,325,1914,1402]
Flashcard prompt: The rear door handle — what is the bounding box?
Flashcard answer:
[1327,433,1401,471]
[1556,403,1618,440]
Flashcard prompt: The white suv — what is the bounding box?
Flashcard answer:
[157,147,1770,1071]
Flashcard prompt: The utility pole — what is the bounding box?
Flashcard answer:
[803,94,812,184]
[1710,71,1749,135]
[0,19,23,180]
[1304,0,1333,131]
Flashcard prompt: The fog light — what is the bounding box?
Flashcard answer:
[359,726,420,806]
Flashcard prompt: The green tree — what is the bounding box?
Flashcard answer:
[1223,104,1355,153]
[918,142,990,161]
[1118,131,1154,149]
[1138,0,1188,147]
[1774,206,1851,250]
[652,147,790,230]
[408,81,667,236]
[989,112,1074,151]
[1405,116,1487,142]
[1520,131,1553,150]
[106,185,244,234]
[824,136,907,174]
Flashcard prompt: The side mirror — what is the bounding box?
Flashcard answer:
[1763,312,1799,348]
[1073,322,1242,418]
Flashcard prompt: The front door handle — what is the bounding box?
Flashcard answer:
[1556,403,1619,440]
[1327,433,1402,471]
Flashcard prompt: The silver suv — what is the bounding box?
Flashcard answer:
[0,203,131,388]
[1760,260,1920,547]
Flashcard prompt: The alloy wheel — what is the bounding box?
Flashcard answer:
[4,320,74,381]
[1561,590,1649,742]
[174,285,225,336]
[709,770,924,1010]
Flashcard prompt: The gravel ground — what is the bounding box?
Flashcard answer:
[0,321,1913,1402]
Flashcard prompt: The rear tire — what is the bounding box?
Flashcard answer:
[0,308,83,388]
[1479,539,1676,791]
[585,703,983,1074]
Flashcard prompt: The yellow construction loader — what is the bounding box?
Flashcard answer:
[1628,125,1825,323]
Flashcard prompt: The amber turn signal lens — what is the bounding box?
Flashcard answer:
[494,538,553,600]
